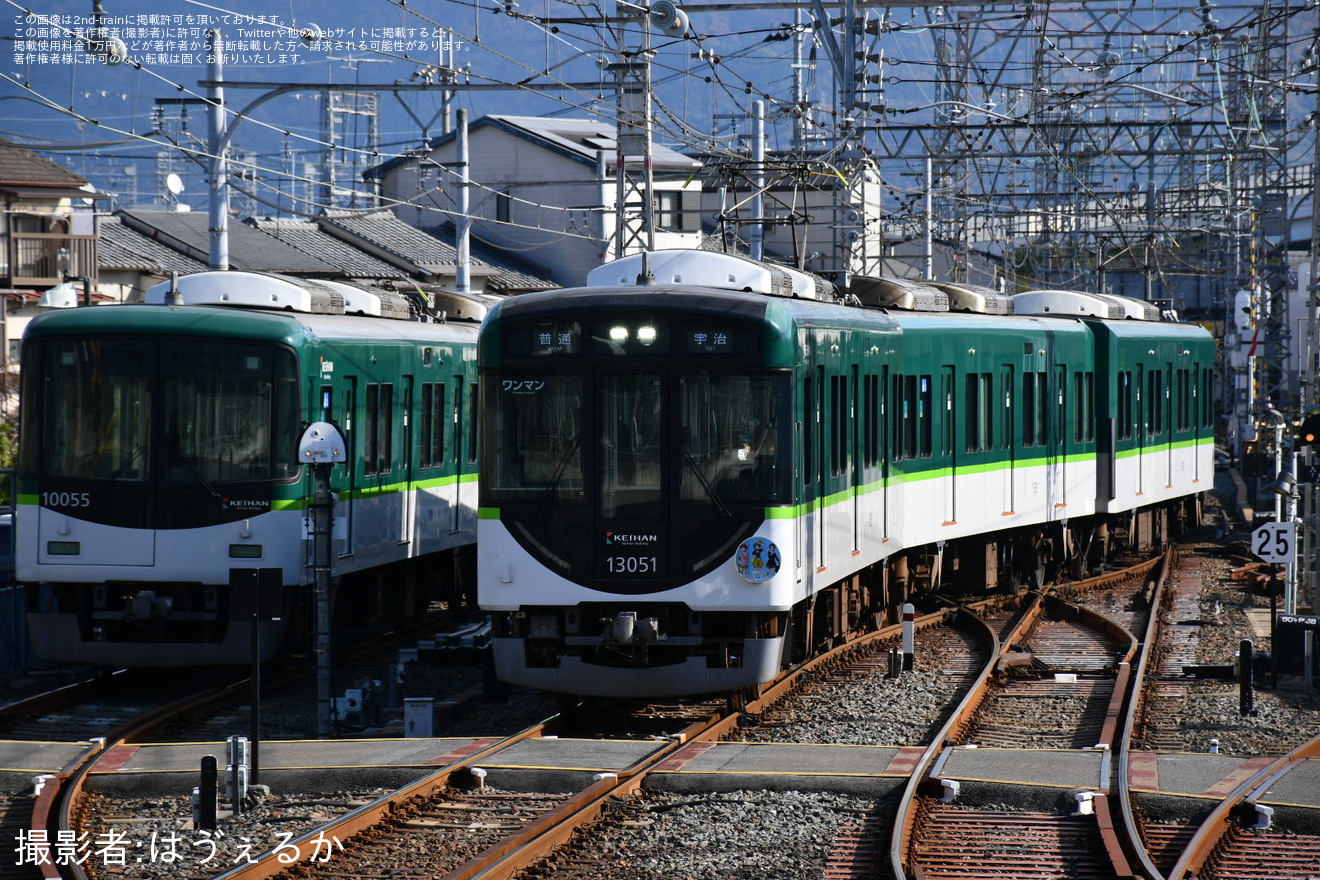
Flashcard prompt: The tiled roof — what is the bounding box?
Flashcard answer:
[243,217,409,279]
[0,137,89,187]
[320,211,459,269]
[321,211,557,293]
[116,209,336,274]
[98,215,208,274]
[426,223,558,293]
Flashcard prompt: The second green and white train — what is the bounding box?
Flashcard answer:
[477,250,1215,698]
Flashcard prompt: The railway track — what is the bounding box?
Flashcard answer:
[1165,726,1320,879]
[3,612,510,880]
[106,564,1139,880]
[18,545,1320,880]
[893,558,1149,880]
[202,715,708,880]
[959,597,1131,750]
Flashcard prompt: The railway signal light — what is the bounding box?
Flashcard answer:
[1299,412,1320,448]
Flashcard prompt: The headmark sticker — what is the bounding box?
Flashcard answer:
[735,536,781,583]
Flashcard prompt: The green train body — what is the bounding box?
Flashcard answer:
[477,251,1213,697]
[19,272,481,666]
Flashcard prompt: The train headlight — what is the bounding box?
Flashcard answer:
[609,325,629,342]
[637,325,658,346]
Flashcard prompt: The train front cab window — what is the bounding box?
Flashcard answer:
[24,338,152,483]
[485,374,585,506]
[23,337,300,489]
[483,311,791,587]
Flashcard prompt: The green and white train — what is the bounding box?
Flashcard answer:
[19,272,484,666]
[477,250,1214,698]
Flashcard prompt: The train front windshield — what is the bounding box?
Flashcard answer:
[483,312,790,589]
[21,337,300,524]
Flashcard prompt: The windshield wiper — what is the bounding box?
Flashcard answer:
[682,452,731,517]
[95,445,146,491]
[537,436,582,516]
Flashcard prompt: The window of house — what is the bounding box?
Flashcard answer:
[655,191,683,231]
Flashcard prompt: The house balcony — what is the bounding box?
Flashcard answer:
[3,233,98,288]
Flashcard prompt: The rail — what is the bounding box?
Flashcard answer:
[1166,730,1320,879]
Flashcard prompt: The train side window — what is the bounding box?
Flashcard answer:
[981,373,994,450]
[1037,372,1049,447]
[863,374,879,471]
[421,384,433,467]
[1000,367,1014,450]
[365,384,379,475]
[466,383,479,464]
[1148,371,1165,436]
[1177,369,1191,431]
[1084,372,1094,442]
[1023,371,1037,447]
[918,375,932,458]
[890,374,904,461]
[1054,367,1066,448]
[1117,372,1133,440]
[804,376,816,482]
[965,373,992,452]
[964,374,979,453]
[1030,370,1048,447]
[904,376,918,460]
[1073,372,1094,442]
[830,374,847,477]
[364,383,393,476]
[320,385,333,423]
[1074,374,1083,442]
[420,383,446,468]
[1201,367,1214,429]
[940,369,954,457]
[380,384,395,474]
[434,383,447,465]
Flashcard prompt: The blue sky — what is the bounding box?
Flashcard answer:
[3,0,797,209]
[5,1,1314,232]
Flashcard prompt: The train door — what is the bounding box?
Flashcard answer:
[1001,365,1015,514]
[1163,363,1174,488]
[1135,363,1146,496]
[399,376,415,545]
[419,380,452,535]
[813,366,827,570]
[1050,365,1067,513]
[881,365,890,542]
[1195,367,1208,483]
[597,371,665,579]
[450,376,465,533]
[827,370,856,559]
[340,376,357,556]
[851,365,861,554]
[1166,364,1177,488]
[801,367,824,575]
[941,367,956,524]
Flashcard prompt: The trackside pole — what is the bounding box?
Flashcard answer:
[902,603,915,671]
[1239,638,1255,717]
[298,422,347,739]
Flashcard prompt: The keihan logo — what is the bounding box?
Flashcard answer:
[223,498,268,511]
[605,532,658,546]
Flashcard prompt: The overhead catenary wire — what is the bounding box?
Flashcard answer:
[3,0,1313,288]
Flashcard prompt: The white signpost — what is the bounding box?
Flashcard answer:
[1252,521,1297,564]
